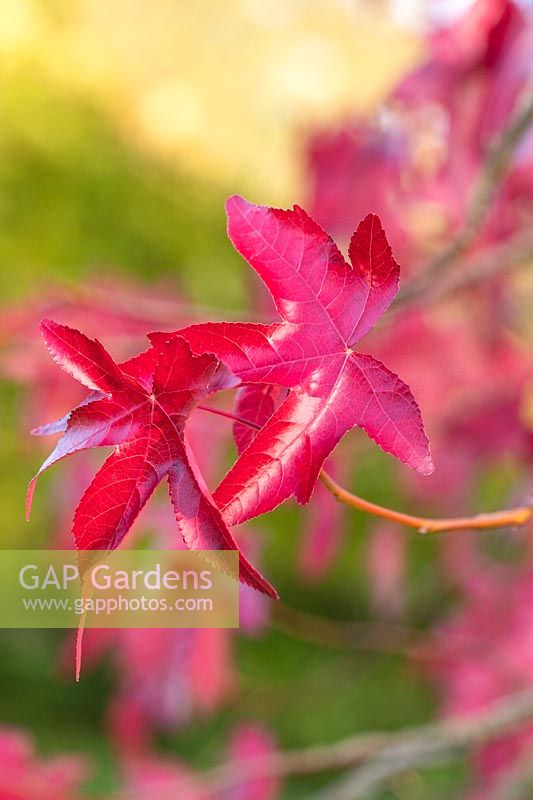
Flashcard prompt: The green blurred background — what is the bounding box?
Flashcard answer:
[0,1,497,797]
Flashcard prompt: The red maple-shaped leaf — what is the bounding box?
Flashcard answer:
[27,320,277,599]
[164,196,433,526]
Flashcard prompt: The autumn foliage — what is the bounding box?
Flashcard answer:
[1,0,533,798]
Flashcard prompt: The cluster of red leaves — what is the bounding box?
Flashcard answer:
[308,0,533,264]
[0,284,271,734]
[27,197,433,600]
[1,282,273,725]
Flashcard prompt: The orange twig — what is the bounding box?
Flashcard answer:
[319,470,532,534]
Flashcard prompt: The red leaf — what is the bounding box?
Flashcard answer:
[170,196,433,525]
[39,319,136,393]
[28,320,277,599]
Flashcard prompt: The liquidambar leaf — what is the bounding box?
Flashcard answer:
[159,196,433,526]
[28,320,277,599]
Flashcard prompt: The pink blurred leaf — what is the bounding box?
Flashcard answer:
[0,726,88,800]
[224,724,280,800]
[365,523,406,620]
[122,723,280,800]
[298,456,349,581]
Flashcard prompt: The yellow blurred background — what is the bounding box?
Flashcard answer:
[1,0,419,202]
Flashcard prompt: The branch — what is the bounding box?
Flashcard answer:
[271,602,418,654]
[205,732,389,793]
[392,229,533,314]
[53,281,249,323]
[319,470,533,534]
[197,406,533,535]
[272,604,480,666]
[397,93,533,307]
[117,689,533,797]
[307,690,533,800]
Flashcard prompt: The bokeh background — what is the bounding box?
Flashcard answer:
[1,0,532,798]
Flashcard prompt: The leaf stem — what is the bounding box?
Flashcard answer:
[197,404,533,534]
[197,404,261,429]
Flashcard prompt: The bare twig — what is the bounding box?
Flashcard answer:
[111,689,533,798]
[486,750,533,800]
[390,230,533,315]
[397,93,533,307]
[308,690,533,800]
[206,733,389,792]
[413,232,533,307]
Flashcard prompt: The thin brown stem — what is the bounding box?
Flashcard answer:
[110,689,533,797]
[197,405,533,535]
[308,689,533,800]
[388,231,533,318]
[197,404,260,429]
[397,93,533,307]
